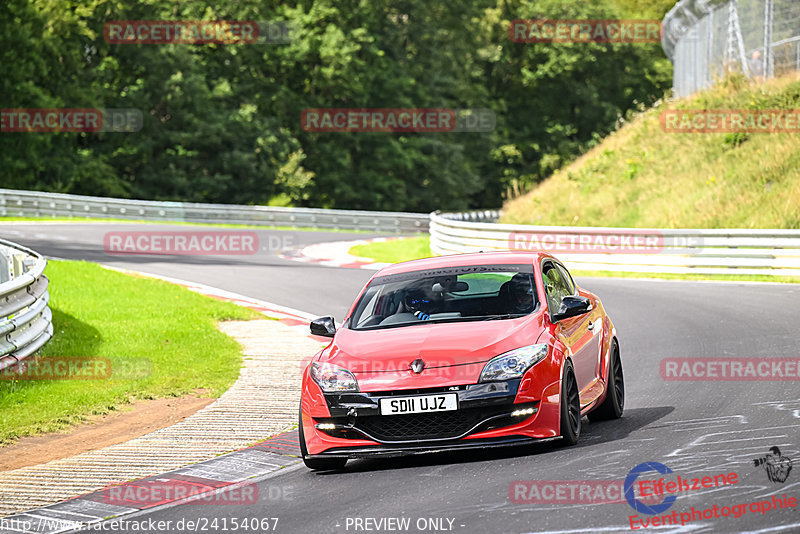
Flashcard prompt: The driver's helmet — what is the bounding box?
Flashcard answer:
[508,273,535,312]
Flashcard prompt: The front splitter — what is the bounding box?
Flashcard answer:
[306,435,561,460]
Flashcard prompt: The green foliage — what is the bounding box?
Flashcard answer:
[0,0,672,211]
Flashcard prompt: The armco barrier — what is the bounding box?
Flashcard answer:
[0,189,428,234]
[0,239,52,370]
[430,212,800,276]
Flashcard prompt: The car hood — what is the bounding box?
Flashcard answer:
[319,315,546,374]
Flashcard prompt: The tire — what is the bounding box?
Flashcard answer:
[298,406,347,471]
[558,360,581,446]
[588,340,624,422]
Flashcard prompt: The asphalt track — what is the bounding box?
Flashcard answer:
[4,222,800,534]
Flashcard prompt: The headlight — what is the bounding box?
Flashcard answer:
[479,344,549,382]
[310,362,359,393]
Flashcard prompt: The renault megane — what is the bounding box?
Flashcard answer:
[299,251,624,470]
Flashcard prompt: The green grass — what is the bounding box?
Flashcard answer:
[502,73,800,229]
[0,216,372,233]
[350,235,432,263]
[0,260,259,445]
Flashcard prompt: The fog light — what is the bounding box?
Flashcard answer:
[511,407,536,417]
[316,423,337,430]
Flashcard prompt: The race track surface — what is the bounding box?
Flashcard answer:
[3,222,799,534]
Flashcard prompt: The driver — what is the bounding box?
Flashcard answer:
[507,273,535,314]
[404,289,432,320]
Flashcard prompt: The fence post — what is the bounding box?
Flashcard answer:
[764,0,774,77]
[796,40,800,71]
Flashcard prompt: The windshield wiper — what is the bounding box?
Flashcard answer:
[470,313,529,321]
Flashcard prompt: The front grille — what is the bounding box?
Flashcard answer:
[352,405,512,442]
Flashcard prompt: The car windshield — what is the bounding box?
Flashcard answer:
[349,264,537,330]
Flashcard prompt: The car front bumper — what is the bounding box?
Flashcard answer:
[301,377,562,457]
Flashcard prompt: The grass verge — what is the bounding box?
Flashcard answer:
[502,73,800,229]
[0,260,259,445]
[350,236,432,263]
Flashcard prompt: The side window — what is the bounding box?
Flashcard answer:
[542,263,561,312]
[556,264,576,295]
[542,262,572,313]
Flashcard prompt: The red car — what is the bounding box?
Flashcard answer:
[299,251,623,470]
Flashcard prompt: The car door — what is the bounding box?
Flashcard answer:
[542,262,599,405]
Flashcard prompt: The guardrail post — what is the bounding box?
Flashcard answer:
[0,249,10,284]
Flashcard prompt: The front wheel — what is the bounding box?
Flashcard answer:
[557,360,581,446]
[588,341,624,422]
[298,406,347,471]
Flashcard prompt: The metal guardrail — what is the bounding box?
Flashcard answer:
[430,212,800,276]
[0,189,428,234]
[0,239,52,371]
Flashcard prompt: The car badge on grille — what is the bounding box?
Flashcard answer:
[410,359,426,374]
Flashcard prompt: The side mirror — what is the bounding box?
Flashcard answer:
[310,316,336,337]
[552,296,592,322]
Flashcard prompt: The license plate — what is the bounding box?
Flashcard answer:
[379,393,458,416]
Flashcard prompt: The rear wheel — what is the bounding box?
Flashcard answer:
[588,341,624,422]
[558,360,581,446]
[298,406,347,471]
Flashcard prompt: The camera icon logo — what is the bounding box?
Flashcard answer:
[753,446,794,483]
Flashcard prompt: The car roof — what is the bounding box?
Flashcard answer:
[374,251,555,276]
